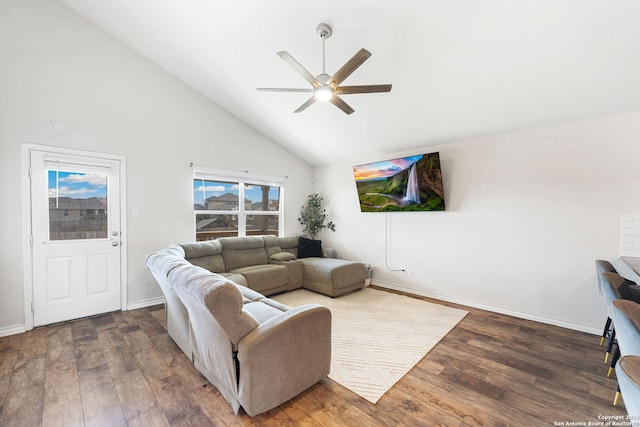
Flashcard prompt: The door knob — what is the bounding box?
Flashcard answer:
[112,241,119,247]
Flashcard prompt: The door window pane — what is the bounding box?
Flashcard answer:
[48,170,107,240]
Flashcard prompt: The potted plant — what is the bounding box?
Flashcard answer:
[298,193,336,240]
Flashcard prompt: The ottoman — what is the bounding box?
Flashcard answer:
[300,257,367,297]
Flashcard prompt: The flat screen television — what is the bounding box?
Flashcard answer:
[352,152,445,212]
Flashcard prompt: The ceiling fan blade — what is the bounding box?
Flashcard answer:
[294,96,317,113]
[277,51,321,88]
[328,48,371,87]
[335,84,392,94]
[329,95,355,115]
[257,88,314,93]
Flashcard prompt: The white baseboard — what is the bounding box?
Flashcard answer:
[372,280,601,336]
[127,297,165,311]
[0,324,26,338]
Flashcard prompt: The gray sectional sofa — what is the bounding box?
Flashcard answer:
[145,235,367,416]
[179,235,367,297]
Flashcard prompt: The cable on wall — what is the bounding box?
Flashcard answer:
[384,212,405,273]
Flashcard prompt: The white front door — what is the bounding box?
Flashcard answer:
[29,149,123,326]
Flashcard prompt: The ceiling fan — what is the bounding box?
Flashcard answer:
[257,23,392,115]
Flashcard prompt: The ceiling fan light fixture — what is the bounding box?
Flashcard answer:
[257,23,392,114]
[315,85,333,101]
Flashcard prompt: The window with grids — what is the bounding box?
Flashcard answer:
[193,169,284,241]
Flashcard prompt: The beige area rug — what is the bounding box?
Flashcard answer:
[273,288,468,403]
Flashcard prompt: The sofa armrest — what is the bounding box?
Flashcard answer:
[281,260,303,290]
[236,304,331,416]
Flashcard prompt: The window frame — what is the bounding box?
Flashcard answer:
[193,167,285,240]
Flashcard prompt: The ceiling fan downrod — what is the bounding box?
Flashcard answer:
[316,23,332,76]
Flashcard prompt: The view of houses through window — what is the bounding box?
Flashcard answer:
[48,170,108,240]
[193,171,282,241]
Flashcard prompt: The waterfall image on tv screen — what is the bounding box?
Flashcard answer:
[352,152,445,212]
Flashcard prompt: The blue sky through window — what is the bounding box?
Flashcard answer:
[48,170,107,198]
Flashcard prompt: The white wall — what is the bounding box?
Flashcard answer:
[313,111,640,333]
[0,0,312,333]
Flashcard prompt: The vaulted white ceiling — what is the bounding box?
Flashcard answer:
[60,0,640,166]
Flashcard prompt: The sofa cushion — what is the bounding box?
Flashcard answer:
[262,235,283,258]
[278,236,299,257]
[231,264,289,295]
[243,300,288,323]
[298,237,323,258]
[169,264,258,347]
[234,283,265,304]
[180,241,226,273]
[219,272,248,287]
[220,236,269,271]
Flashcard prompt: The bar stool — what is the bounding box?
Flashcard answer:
[604,271,640,376]
[614,355,640,415]
[602,272,625,364]
[596,260,617,347]
[611,299,640,407]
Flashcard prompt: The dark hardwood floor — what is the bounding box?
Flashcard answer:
[0,288,627,426]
